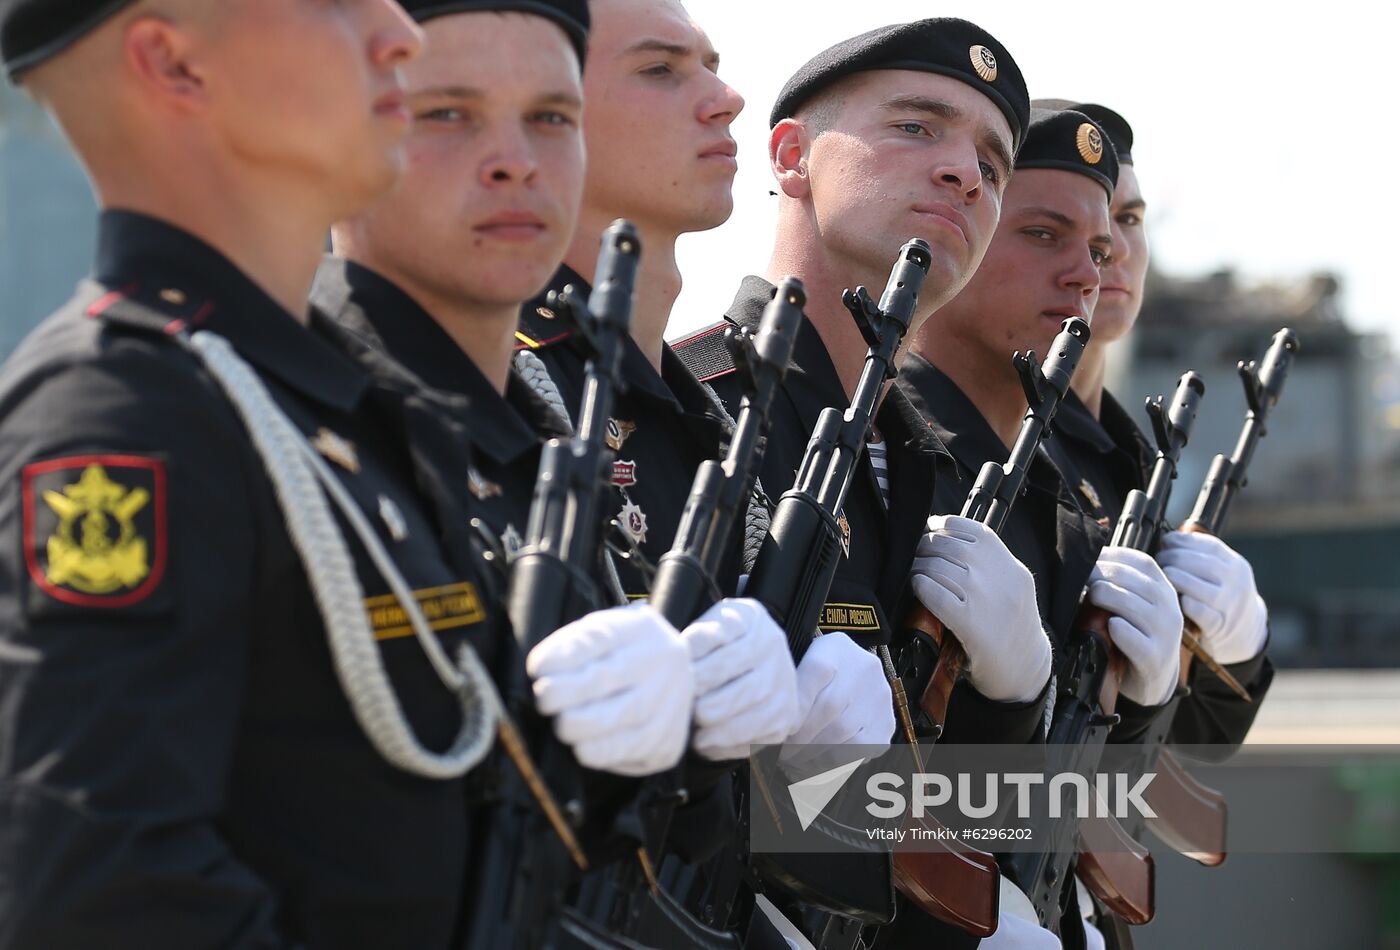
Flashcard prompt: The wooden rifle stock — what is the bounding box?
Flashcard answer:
[910,607,962,733]
[1141,750,1227,866]
[889,606,998,936]
[1068,605,1154,924]
[893,318,1092,935]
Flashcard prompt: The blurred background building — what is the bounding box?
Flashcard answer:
[1,82,97,355]
[1118,265,1400,669]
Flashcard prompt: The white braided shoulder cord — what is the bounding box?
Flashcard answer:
[512,348,629,606]
[513,349,573,431]
[189,331,499,779]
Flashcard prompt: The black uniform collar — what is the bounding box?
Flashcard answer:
[899,352,1010,477]
[1056,387,1154,476]
[1053,389,1118,453]
[1099,389,1155,472]
[725,276,950,462]
[92,210,368,412]
[312,256,557,464]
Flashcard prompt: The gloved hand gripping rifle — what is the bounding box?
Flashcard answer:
[468,221,640,950]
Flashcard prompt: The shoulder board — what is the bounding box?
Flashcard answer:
[671,319,739,382]
[515,298,575,352]
[85,283,213,341]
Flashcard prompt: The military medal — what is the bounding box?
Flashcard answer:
[467,467,503,500]
[605,418,637,451]
[313,428,360,474]
[611,459,638,488]
[837,512,852,558]
[618,501,648,545]
[1077,479,1103,511]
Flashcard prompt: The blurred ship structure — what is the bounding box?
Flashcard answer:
[1118,264,1400,668]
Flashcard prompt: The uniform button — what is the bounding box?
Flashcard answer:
[160,288,187,305]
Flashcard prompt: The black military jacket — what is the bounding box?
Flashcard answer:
[312,257,569,568]
[1044,389,1153,526]
[0,213,499,948]
[1045,388,1275,750]
[676,276,953,653]
[518,265,739,599]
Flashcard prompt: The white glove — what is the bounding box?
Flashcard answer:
[1157,531,1268,665]
[787,632,895,746]
[1082,920,1106,950]
[1085,547,1183,707]
[909,515,1052,703]
[528,603,694,777]
[980,912,1062,949]
[683,598,800,761]
[778,632,895,777]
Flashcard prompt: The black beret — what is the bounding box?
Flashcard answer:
[2,0,135,79]
[397,0,589,64]
[1015,108,1119,197]
[1033,99,1133,164]
[769,18,1030,152]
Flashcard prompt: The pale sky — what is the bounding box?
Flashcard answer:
[671,0,1398,342]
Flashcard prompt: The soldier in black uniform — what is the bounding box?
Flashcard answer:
[314,0,802,878]
[673,18,1068,946]
[892,108,1185,950]
[0,2,692,947]
[1032,100,1274,750]
[676,17,1044,748]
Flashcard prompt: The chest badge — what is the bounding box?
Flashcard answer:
[313,428,360,474]
[467,467,503,501]
[611,459,639,489]
[837,512,852,558]
[378,494,409,542]
[1077,479,1103,511]
[606,418,637,451]
[619,501,649,545]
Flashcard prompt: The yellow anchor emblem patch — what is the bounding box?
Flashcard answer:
[23,455,167,608]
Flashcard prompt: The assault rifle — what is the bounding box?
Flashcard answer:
[649,278,804,628]
[743,242,933,933]
[469,221,640,949]
[1178,328,1300,690]
[1005,372,1208,930]
[1139,328,1299,869]
[598,279,805,949]
[893,318,1091,937]
[744,239,931,662]
[738,241,1002,943]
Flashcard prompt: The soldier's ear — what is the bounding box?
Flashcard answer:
[769,118,810,200]
[123,15,210,113]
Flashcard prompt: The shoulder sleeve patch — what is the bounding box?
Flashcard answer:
[21,455,169,611]
[671,320,739,382]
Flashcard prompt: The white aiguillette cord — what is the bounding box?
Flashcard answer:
[192,331,588,866]
[188,330,499,778]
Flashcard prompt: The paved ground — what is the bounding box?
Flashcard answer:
[1138,667,1399,948]
[1244,668,1400,744]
